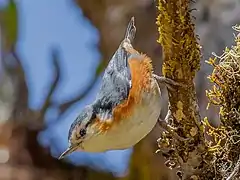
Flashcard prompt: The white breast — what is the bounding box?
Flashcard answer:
[83,78,161,152]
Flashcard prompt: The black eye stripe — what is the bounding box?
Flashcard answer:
[79,129,86,137]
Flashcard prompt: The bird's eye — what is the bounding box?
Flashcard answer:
[79,128,86,137]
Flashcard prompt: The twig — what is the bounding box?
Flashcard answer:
[40,48,61,117]
[10,49,29,120]
[34,48,61,129]
[9,47,61,129]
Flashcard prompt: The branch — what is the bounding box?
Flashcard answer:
[40,49,60,113]
[7,47,61,129]
[35,48,61,128]
[156,0,211,179]
[10,49,29,121]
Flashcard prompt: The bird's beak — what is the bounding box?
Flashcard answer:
[58,145,78,160]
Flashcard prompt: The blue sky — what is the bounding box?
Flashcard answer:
[3,0,133,177]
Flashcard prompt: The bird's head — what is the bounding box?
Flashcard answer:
[58,105,98,159]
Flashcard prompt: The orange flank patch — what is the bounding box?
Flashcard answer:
[94,117,113,132]
[95,54,154,133]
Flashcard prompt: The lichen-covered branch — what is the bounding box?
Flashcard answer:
[156,0,213,179]
[205,25,240,180]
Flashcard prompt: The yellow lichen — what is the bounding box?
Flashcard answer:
[174,101,185,122]
[156,0,201,79]
[190,127,198,137]
[156,0,210,178]
[205,24,240,179]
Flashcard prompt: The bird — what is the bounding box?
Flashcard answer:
[58,17,178,159]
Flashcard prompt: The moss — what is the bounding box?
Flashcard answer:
[156,0,201,80]
[156,1,240,179]
[205,25,240,179]
[156,0,211,179]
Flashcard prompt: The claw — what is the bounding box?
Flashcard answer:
[153,74,187,89]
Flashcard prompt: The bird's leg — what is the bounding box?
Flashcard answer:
[153,74,186,91]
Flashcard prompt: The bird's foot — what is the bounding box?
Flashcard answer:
[153,74,187,91]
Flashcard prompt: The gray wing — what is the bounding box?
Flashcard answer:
[96,48,132,109]
[94,17,136,118]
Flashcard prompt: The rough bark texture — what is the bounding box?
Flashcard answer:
[156,0,213,179]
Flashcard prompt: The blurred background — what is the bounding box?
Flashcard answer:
[0,0,238,179]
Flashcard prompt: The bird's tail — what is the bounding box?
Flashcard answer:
[104,16,137,73]
[124,17,136,43]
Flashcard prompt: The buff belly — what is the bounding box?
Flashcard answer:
[83,78,161,152]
